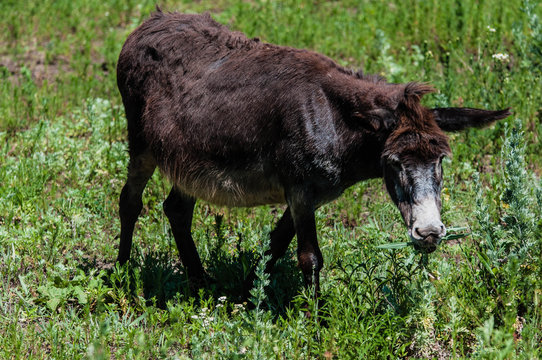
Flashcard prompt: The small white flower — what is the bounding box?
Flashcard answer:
[191,315,199,320]
[216,303,224,308]
[487,26,496,32]
[218,296,227,302]
[492,53,510,62]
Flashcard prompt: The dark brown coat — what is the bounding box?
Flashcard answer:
[116,10,510,295]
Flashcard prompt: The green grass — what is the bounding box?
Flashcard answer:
[1,0,541,358]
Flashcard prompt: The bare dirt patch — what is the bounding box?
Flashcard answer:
[0,42,69,86]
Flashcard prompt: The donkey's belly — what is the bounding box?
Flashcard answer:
[167,166,286,207]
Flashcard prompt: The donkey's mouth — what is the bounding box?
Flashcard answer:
[413,242,437,253]
[411,235,442,254]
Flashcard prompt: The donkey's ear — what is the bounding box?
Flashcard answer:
[394,82,435,109]
[432,107,511,132]
[403,82,435,103]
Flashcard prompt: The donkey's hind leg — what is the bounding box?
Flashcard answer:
[117,151,156,264]
[163,187,207,284]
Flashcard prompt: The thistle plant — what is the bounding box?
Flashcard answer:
[475,119,537,265]
[500,119,536,258]
[248,227,275,359]
[249,227,272,313]
[474,172,507,266]
[405,279,441,359]
[472,119,542,354]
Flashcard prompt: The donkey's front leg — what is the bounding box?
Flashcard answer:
[288,195,323,296]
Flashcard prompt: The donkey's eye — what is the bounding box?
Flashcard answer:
[435,156,445,177]
[389,159,402,172]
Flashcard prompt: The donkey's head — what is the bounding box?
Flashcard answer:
[374,83,510,252]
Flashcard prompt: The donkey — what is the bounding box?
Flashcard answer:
[116,10,510,295]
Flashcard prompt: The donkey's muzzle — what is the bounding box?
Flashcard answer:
[411,223,446,253]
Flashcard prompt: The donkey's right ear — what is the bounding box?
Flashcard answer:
[432,107,511,132]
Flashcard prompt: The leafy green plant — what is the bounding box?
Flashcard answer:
[35,269,111,313]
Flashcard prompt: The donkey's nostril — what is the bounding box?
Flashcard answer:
[415,223,445,239]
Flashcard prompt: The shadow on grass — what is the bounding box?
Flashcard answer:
[78,247,303,318]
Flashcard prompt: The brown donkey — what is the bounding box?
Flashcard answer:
[116,10,510,295]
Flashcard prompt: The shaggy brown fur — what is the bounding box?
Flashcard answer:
[116,9,510,296]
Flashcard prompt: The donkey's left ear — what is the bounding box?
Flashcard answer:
[432,107,511,132]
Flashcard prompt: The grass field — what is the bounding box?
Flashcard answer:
[1,0,541,358]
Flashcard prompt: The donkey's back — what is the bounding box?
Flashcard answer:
[117,11,260,97]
